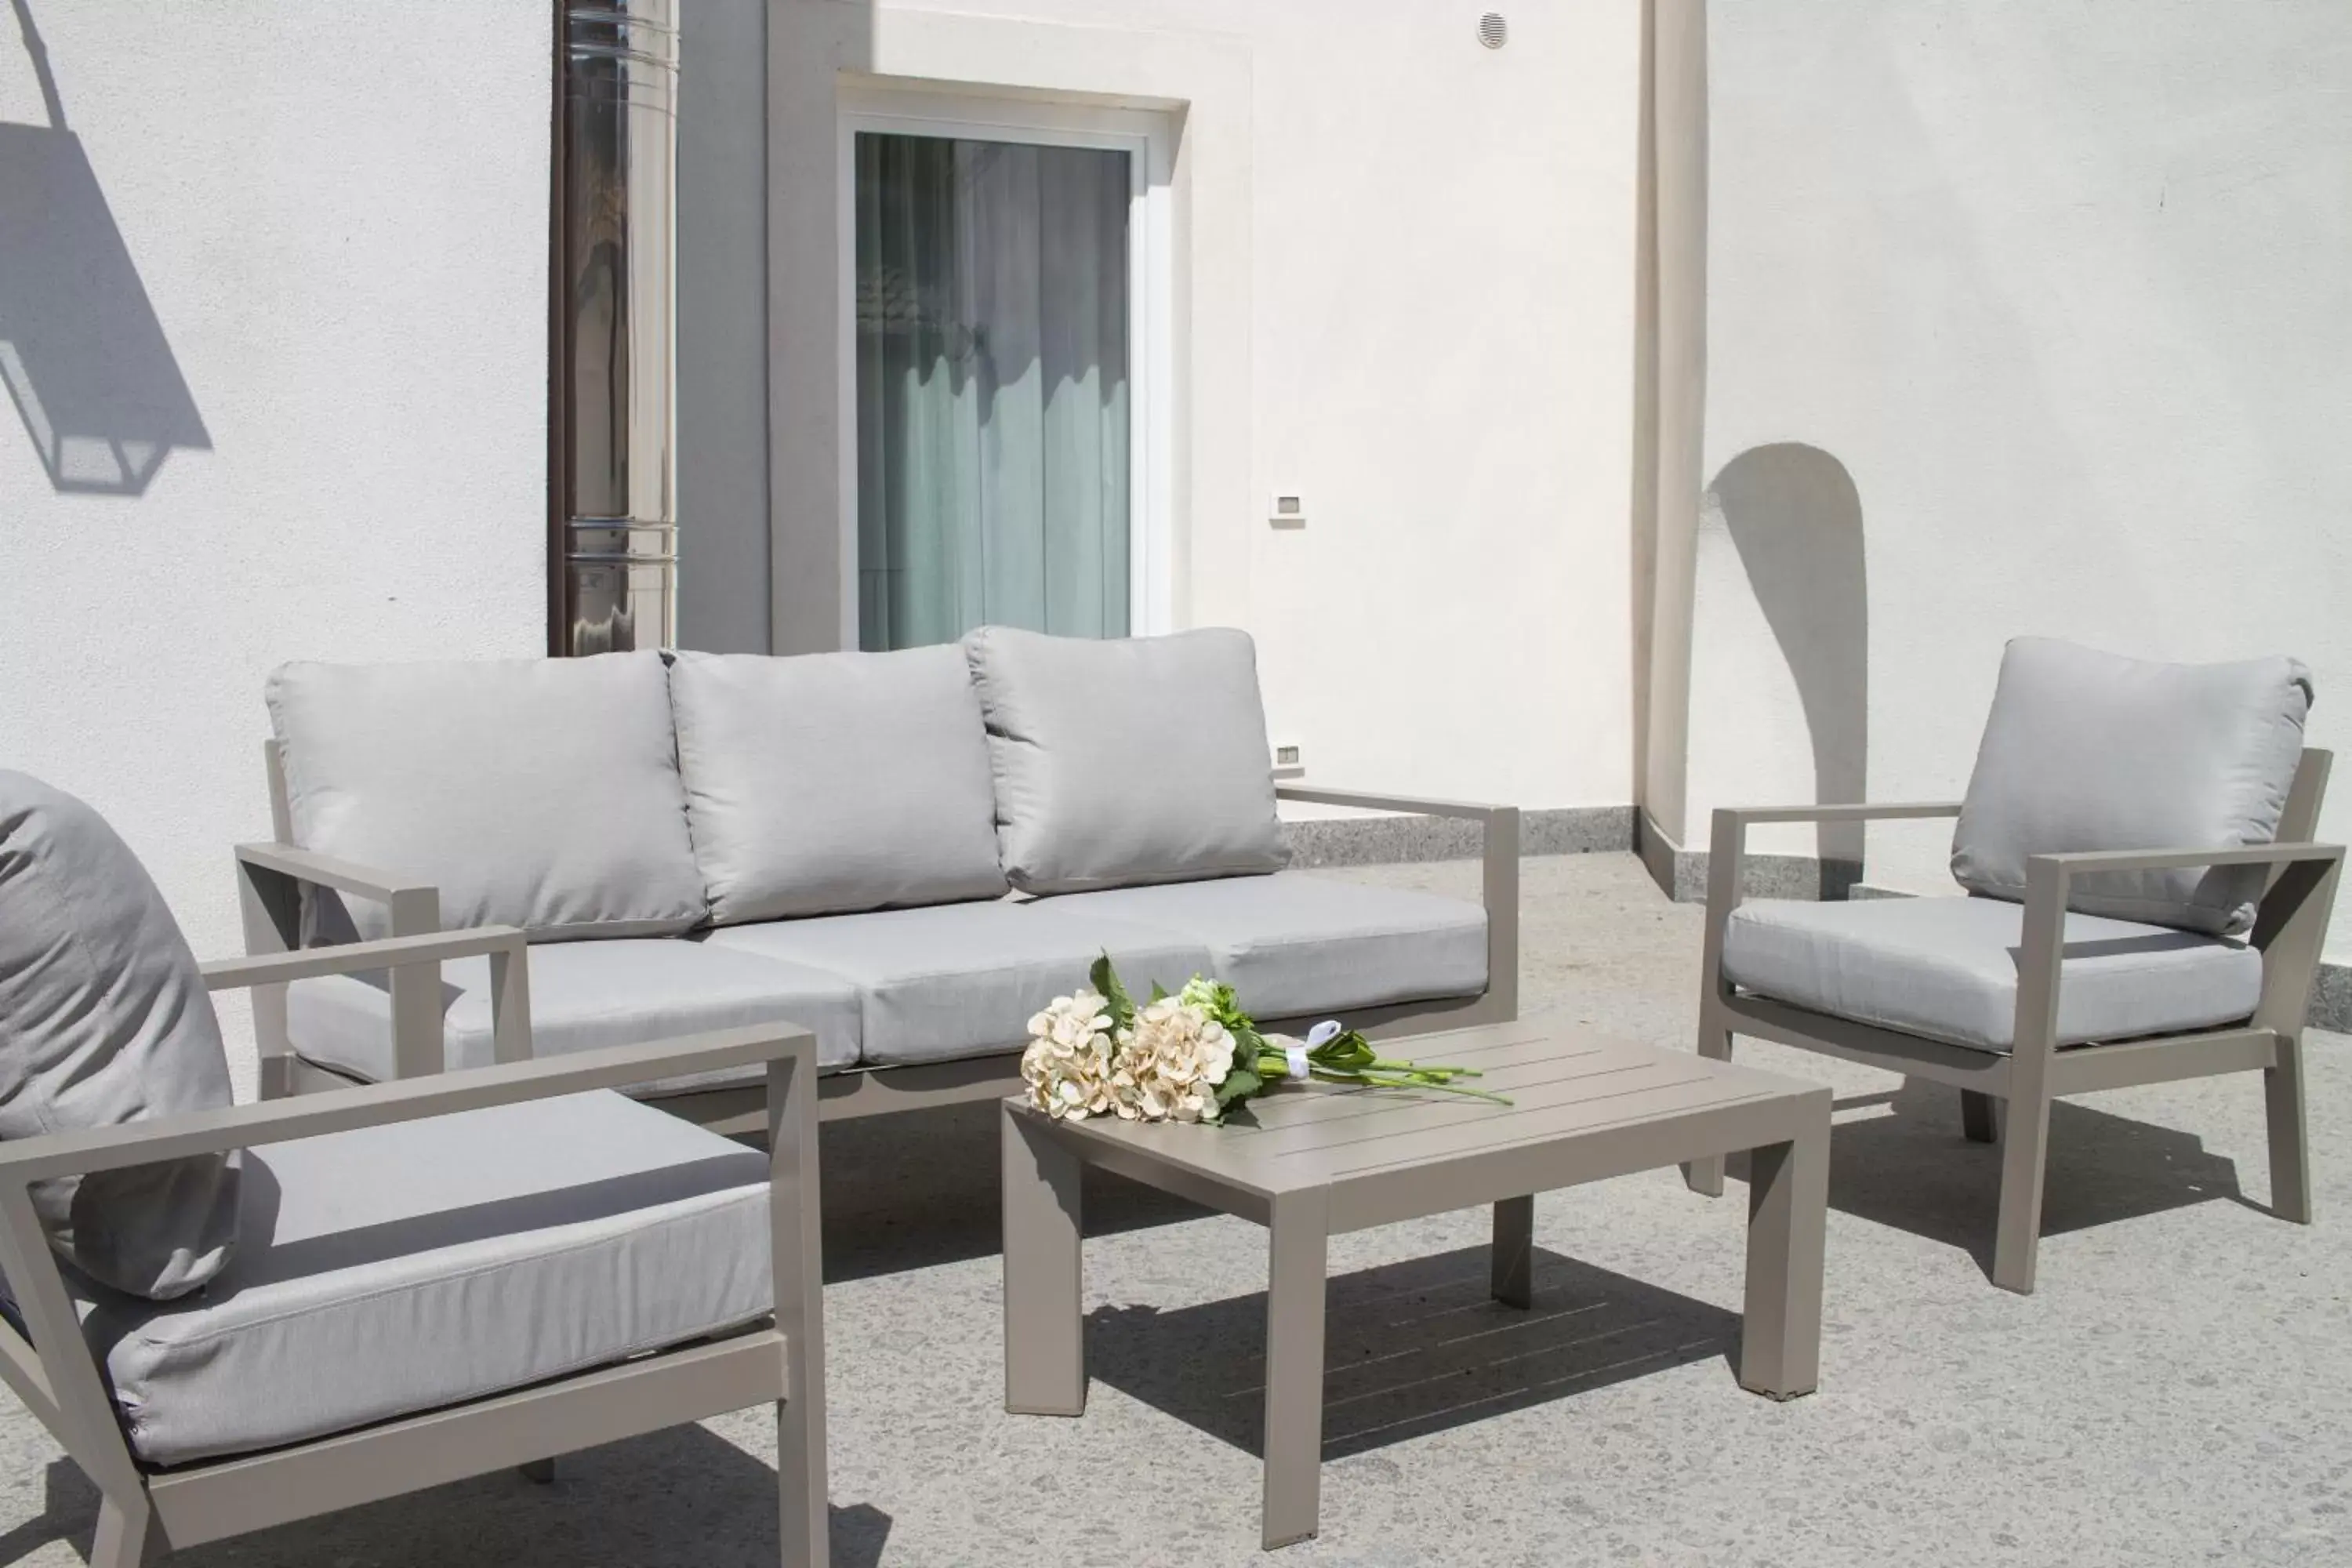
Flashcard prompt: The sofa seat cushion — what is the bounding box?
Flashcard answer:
[1034,872,1488,1018]
[670,647,1007,923]
[267,653,706,942]
[701,902,1211,1068]
[74,1091,773,1466]
[1721,895,2265,1053]
[288,938,861,1091]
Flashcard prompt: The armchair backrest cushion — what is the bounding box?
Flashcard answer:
[1951,637,2314,935]
[964,626,1288,895]
[0,772,240,1300]
[267,653,706,941]
[670,646,1007,922]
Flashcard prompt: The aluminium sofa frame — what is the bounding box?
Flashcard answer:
[0,923,830,1567]
[243,740,1521,1136]
[1686,747,2343,1296]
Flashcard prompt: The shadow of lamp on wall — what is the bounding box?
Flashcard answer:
[0,0,208,496]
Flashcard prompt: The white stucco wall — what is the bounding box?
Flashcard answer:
[0,2,550,1084]
[1690,1,2352,949]
[764,0,1643,811]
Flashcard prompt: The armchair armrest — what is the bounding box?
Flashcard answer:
[1717,801,1963,829]
[0,1023,812,1183]
[1277,783,1519,1022]
[2027,841,2344,878]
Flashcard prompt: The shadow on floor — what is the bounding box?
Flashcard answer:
[1798,1078,2244,1283]
[819,1098,1207,1283]
[0,1430,891,1568]
[1084,1245,1739,1462]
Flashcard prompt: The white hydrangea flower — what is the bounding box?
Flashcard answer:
[1022,989,1115,1120]
[1120,999,1236,1123]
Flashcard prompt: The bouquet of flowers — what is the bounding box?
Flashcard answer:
[1021,954,1508,1124]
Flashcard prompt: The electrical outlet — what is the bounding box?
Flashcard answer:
[1272,742,1305,778]
[1269,492,1306,528]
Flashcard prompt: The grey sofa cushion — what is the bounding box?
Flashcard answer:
[964,626,1287,895]
[267,653,706,942]
[76,1091,771,1465]
[0,772,239,1301]
[670,647,1007,923]
[1951,638,2314,935]
[1036,872,1487,1017]
[288,937,862,1091]
[702,902,1210,1068]
[1721,895,2263,1052]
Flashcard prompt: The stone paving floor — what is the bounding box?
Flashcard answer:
[2,853,2346,1566]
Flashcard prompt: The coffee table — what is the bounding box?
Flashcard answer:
[1000,1021,1831,1549]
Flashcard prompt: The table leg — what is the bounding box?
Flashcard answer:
[1739,1114,1828,1399]
[1262,1188,1330,1550]
[1003,1108,1086,1417]
[1490,1194,1534,1309]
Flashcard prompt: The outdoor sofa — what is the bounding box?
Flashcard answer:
[241,626,1519,1131]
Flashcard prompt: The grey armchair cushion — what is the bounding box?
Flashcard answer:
[702,902,1211,1068]
[1721,895,2263,1052]
[1035,872,1487,1017]
[964,626,1287,895]
[0,773,238,1301]
[286,936,862,1090]
[267,653,706,942]
[1951,638,2314,935]
[670,647,1007,923]
[75,1091,771,1465]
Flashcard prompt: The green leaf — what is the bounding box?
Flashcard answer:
[1215,1067,1263,1108]
[1147,980,1169,1004]
[1089,951,1136,1032]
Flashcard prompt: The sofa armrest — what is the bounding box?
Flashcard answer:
[1715,801,1964,829]
[201,925,532,1077]
[1277,783,1519,1022]
[234,842,451,1091]
[234,841,437,908]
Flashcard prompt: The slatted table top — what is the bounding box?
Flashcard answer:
[1008,1021,1828,1234]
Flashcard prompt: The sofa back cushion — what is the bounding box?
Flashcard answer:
[0,772,240,1300]
[670,647,1007,922]
[964,625,1288,895]
[267,653,706,941]
[1951,637,2314,935]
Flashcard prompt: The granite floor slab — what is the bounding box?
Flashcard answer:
[2,855,2345,1566]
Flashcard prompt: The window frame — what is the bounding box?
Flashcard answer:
[835,86,1175,645]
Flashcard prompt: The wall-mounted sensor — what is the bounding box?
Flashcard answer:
[1269,493,1306,528]
[1479,13,1508,49]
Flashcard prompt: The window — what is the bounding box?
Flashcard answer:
[839,96,1171,650]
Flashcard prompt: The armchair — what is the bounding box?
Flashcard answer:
[1687,641,2343,1294]
[0,775,829,1566]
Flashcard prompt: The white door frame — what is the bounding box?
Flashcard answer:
[835,86,1176,644]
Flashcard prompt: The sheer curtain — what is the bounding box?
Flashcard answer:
[855,133,1131,651]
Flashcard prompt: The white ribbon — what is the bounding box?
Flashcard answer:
[1287,1020,1344,1082]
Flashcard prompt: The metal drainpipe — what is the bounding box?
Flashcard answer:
[554,0,678,655]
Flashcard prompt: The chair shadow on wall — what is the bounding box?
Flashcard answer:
[1704,443,1867,877]
[0,0,209,496]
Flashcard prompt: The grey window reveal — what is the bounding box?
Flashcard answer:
[854,132,1131,650]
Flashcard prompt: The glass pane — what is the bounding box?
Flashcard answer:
[854,132,1131,651]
